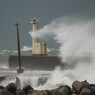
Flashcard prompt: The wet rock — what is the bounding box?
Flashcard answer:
[79,88,91,95]
[49,88,59,95]
[16,89,25,95]
[0,86,4,89]
[23,85,34,94]
[28,90,40,95]
[39,90,50,95]
[5,83,17,95]
[0,89,13,95]
[90,84,95,95]
[90,84,95,87]
[52,90,62,95]
[72,80,89,94]
[27,90,34,94]
[59,85,71,95]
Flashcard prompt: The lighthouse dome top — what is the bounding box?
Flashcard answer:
[30,17,39,24]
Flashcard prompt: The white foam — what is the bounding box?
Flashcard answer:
[21,46,32,51]
[29,16,95,90]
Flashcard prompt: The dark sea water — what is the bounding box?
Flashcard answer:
[0,48,94,90]
[0,48,61,90]
[0,48,59,69]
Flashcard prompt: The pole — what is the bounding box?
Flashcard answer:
[15,22,22,72]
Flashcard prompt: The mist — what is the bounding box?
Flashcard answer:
[29,16,95,89]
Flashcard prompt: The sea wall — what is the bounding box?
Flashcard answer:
[9,56,64,70]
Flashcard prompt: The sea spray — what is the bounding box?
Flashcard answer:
[18,75,39,89]
[29,17,95,64]
[0,70,51,89]
[17,70,51,89]
[0,77,16,87]
[36,67,72,90]
[29,16,95,89]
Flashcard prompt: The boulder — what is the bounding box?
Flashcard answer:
[16,89,25,95]
[59,85,71,95]
[49,88,59,95]
[79,88,91,95]
[0,86,4,89]
[28,90,40,95]
[72,80,89,94]
[39,90,50,95]
[23,85,34,94]
[90,84,95,95]
[0,89,13,95]
[52,90,62,95]
[5,83,17,95]
[27,90,34,94]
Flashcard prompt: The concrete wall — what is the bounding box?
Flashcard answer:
[9,56,64,70]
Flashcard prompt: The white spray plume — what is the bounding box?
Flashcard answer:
[29,17,95,64]
[29,16,95,89]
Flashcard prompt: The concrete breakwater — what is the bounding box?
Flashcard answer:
[9,56,64,70]
[0,71,51,89]
[0,80,95,95]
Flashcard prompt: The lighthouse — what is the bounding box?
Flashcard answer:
[30,17,47,56]
[9,18,63,70]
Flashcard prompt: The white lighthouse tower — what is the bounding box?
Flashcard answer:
[30,17,47,56]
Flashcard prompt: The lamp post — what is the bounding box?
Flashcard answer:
[15,22,24,73]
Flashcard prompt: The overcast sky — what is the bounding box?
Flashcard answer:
[0,0,95,49]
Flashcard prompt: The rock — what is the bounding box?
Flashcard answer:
[23,85,34,94]
[52,90,62,95]
[59,85,71,95]
[5,83,17,95]
[79,88,91,95]
[90,84,95,87]
[0,86,4,89]
[39,90,50,95]
[0,89,13,95]
[90,84,95,95]
[49,88,59,95]
[72,80,89,94]
[16,89,25,95]
[28,90,40,95]
[27,90,34,94]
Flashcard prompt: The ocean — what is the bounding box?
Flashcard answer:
[0,48,59,69]
[0,48,62,90]
[0,48,95,90]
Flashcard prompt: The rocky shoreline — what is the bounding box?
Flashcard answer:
[0,80,95,95]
